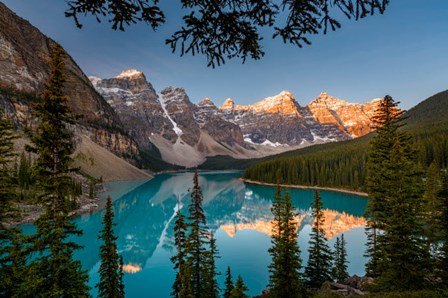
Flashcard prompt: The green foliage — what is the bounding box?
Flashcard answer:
[17,151,33,189]
[64,0,388,68]
[268,185,304,297]
[230,275,249,298]
[364,96,427,292]
[0,113,18,223]
[96,196,124,298]
[305,191,333,288]
[171,208,192,298]
[20,43,90,297]
[332,234,349,282]
[224,266,234,298]
[0,227,27,297]
[171,170,220,297]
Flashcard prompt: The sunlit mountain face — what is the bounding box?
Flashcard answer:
[20,171,368,297]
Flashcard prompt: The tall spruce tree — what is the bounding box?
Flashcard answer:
[185,169,218,297]
[268,186,303,297]
[0,113,26,297]
[224,266,234,298]
[332,234,349,282]
[0,112,18,223]
[305,191,333,288]
[96,195,124,298]
[21,43,90,297]
[171,207,192,298]
[230,275,249,298]
[203,233,220,297]
[364,95,403,277]
[364,95,426,291]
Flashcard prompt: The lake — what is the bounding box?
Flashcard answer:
[23,171,368,297]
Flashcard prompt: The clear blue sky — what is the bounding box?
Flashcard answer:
[3,0,448,109]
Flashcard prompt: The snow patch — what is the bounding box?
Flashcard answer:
[157,93,183,136]
[116,69,142,78]
[243,135,286,147]
[311,131,336,142]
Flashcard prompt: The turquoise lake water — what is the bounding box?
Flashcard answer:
[21,171,368,297]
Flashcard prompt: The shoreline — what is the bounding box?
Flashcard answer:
[241,178,368,197]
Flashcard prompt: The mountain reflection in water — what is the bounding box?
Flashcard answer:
[64,171,367,297]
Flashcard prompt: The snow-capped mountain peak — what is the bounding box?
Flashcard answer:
[116,69,144,79]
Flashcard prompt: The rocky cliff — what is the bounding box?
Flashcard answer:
[0,3,143,179]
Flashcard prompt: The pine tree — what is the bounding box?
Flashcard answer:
[364,96,427,291]
[0,113,18,223]
[171,207,192,298]
[96,195,124,298]
[373,140,426,291]
[224,266,234,298]
[0,111,27,297]
[332,234,349,282]
[184,169,219,297]
[364,95,403,277]
[203,233,220,297]
[20,43,90,297]
[305,191,333,288]
[268,186,303,297]
[230,275,249,298]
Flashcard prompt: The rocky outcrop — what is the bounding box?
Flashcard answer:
[160,86,200,146]
[91,70,177,149]
[308,92,379,137]
[195,98,246,147]
[0,3,140,174]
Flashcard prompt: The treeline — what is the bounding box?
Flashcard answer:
[244,90,448,191]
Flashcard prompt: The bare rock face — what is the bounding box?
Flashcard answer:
[160,87,200,146]
[307,92,380,137]
[195,98,246,147]
[90,70,177,149]
[218,90,350,145]
[0,3,137,161]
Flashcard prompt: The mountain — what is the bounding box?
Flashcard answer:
[91,72,380,167]
[0,2,149,181]
[242,89,448,190]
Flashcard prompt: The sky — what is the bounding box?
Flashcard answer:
[2,0,448,109]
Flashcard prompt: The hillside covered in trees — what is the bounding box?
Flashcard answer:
[243,90,448,190]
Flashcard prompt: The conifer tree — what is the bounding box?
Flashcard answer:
[184,169,219,297]
[305,191,333,288]
[230,275,249,298]
[96,195,124,298]
[21,43,90,297]
[364,95,426,291]
[203,233,220,297]
[268,186,303,297]
[332,234,349,282]
[0,113,25,297]
[224,266,234,298]
[364,95,403,277]
[0,113,18,223]
[171,207,191,298]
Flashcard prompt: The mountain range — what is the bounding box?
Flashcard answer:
[0,2,404,178]
[89,69,380,168]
